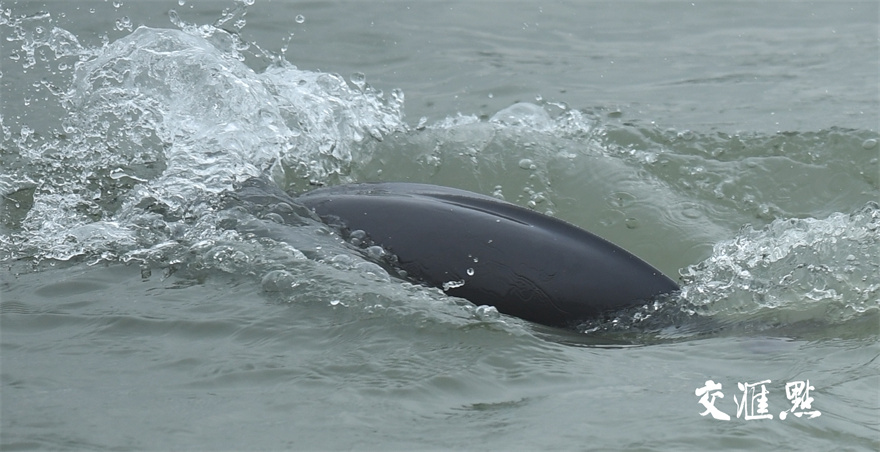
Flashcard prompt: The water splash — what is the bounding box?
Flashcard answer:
[2,9,877,340]
[679,202,879,325]
[571,203,879,340]
[2,24,406,264]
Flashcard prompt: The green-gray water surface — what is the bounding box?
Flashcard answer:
[1,1,878,450]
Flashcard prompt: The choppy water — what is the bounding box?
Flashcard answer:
[1,1,878,450]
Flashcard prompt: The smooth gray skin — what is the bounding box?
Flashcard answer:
[294,182,679,327]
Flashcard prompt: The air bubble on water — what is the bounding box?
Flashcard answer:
[261,270,298,292]
[113,1,123,9]
[475,305,500,321]
[262,212,284,224]
[178,0,186,5]
[354,262,390,282]
[492,185,505,200]
[861,138,877,150]
[365,245,385,260]
[349,229,367,246]
[625,217,640,229]
[330,254,354,269]
[295,14,305,24]
[466,268,474,276]
[677,130,695,141]
[518,158,536,170]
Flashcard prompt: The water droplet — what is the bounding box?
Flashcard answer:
[350,72,366,91]
[295,14,305,24]
[20,125,33,140]
[442,280,465,291]
[861,138,877,150]
[391,88,404,104]
[115,16,132,31]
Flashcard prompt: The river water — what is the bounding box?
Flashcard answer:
[1,1,878,450]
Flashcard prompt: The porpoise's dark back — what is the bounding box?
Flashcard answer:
[296,182,679,327]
